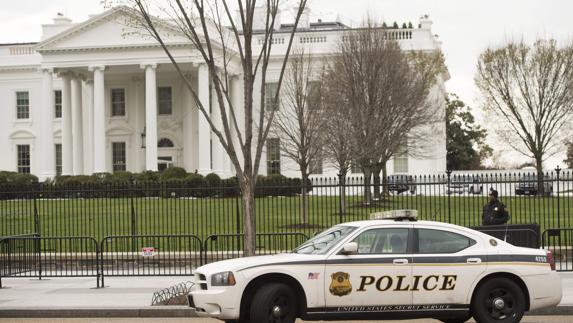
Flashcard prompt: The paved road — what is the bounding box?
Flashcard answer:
[1,317,572,323]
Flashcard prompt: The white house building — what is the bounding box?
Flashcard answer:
[0,6,448,181]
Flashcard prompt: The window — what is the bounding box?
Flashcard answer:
[16,91,29,119]
[111,89,126,117]
[393,144,408,173]
[265,83,279,111]
[309,153,323,175]
[17,145,31,174]
[158,156,173,172]
[306,81,321,107]
[294,226,357,255]
[417,229,476,254]
[112,142,126,172]
[54,90,62,118]
[158,87,172,115]
[352,228,409,254]
[266,138,281,175]
[351,161,361,174]
[158,138,174,148]
[55,144,62,176]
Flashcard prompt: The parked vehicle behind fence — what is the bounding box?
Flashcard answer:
[515,175,553,196]
[388,174,416,195]
[447,176,483,195]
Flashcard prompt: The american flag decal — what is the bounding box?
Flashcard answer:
[308,272,320,280]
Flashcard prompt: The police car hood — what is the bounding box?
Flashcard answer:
[196,253,317,274]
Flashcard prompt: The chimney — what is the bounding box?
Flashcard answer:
[298,7,310,29]
[41,13,75,40]
[419,14,432,30]
[252,5,282,31]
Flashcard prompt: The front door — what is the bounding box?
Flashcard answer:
[325,226,413,313]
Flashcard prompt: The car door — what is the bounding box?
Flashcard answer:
[411,225,487,306]
[324,225,413,310]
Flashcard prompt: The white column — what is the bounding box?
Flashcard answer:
[197,64,211,174]
[71,77,84,175]
[39,68,55,180]
[141,63,158,171]
[182,73,195,172]
[61,73,73,175]
[132,76,145,172]
[90,65,106,173]
[83,79,94,174]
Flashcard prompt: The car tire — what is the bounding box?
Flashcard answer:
[440,318,471,323]
[250,283,297,323]
[471,277,525,323]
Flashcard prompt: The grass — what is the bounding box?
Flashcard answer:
[1,194,571,243]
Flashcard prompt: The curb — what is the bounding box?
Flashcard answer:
[0,307,197,318]
[529,305,573,316]
[0,306,572,318]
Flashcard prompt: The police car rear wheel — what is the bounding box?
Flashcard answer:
[471,277,525,323]
[250,282,297,323]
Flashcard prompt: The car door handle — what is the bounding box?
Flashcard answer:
[467,258,482,264]
[393,259,409,265]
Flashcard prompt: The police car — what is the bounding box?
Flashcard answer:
[188,210,561,323]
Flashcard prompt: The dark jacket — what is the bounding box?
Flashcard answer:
[482,200,509,225]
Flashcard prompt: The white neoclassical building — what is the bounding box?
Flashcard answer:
[0,7,448,181]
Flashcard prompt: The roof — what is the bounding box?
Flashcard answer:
[0,42,38,47]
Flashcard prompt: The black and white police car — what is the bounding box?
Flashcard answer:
[188,210,561,323]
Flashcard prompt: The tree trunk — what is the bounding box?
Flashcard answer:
[382,161,389,196]
[535,156,545,196]
[339,171,347,217]
[363,167,373,206]
[241,179,256,257]
[301,172,308,225]
[372,164,382,200]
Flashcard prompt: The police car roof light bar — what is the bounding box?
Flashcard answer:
[370,210,418,221]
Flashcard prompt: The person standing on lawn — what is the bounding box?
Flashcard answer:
[482,189,510,225]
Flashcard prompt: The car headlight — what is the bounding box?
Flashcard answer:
[211,271,236,286]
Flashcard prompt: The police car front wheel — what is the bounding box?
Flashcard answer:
[471,277,525,323]
[250,282,297,323]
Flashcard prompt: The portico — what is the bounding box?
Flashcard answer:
[31,6,234,179]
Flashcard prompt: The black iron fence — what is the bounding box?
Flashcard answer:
[1,169,571,240]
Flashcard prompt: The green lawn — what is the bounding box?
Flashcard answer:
[2,194,571,243]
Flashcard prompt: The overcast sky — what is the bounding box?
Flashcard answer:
[1,0,571,167]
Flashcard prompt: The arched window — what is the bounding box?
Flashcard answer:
[158,138,174,148]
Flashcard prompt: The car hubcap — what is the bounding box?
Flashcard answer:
[486,288,514,320]
[493,297,505,310]
[272,305,282,318]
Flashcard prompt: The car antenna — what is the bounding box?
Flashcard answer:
[503,213,512,242]
[431,207,440,221]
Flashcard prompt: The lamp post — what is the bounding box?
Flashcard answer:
[141,127,146,149]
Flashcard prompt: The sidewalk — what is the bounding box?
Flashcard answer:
[1,273,572,317]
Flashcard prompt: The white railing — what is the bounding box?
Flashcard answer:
[9,46,35,56]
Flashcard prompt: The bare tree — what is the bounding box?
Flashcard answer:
[476,39,573,194]
[116,0,308,256]
[326,23,445,205]
[321,70,353,214]
[271,49,324,225]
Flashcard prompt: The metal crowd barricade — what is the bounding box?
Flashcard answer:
[542,228,573,272]
[0,235,100,288]
[99,234,203,287]
[203,232,309,264]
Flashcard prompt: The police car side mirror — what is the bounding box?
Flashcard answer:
[340,242,358,255]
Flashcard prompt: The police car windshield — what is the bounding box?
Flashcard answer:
[294,226,357,254]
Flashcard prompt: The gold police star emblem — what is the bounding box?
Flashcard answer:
[329,272,352,297]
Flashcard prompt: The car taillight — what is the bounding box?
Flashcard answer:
[546,250,556,271]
